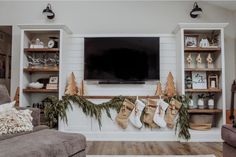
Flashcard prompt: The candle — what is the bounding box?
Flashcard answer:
[211,80,216,88]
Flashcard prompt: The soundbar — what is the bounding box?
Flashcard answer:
[98,81,145,84]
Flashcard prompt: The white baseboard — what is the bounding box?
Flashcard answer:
[60,130,222,142]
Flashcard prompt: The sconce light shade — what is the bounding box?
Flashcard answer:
[42,3,55,19]
[190,2,203,18]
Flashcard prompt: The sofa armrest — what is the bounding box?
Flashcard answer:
[16,107,41,127]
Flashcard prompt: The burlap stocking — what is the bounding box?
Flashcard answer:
[164,98,182,128]
[116,99,135,129]
[143,99,158,128]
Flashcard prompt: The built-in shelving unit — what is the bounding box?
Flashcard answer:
[19,25,71,109]
[175,23,228,141]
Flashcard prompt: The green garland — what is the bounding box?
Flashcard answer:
[165,95,191,140]
[44,95,190,140]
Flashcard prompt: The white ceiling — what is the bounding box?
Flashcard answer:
[1,0,236,11]
[207,1,236,11]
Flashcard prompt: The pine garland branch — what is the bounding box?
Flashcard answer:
[44,95,190,140]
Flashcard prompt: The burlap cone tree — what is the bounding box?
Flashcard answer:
[65,72,78,95]
[14,87,20,107]
[77,80,86,96]
[155,81,163,96]
[165,72,176,97]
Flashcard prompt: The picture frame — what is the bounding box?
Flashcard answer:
[0,54,6,78]
[49,76,59,84]
[208,74,219,89]
[184,35,198,47]
[192,72,207,89]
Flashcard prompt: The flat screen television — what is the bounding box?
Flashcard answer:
[84,37,160,83]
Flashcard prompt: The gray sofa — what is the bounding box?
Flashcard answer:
[221,125,236,157]
[0,84,86,157]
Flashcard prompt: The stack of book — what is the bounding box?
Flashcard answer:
[46,83,58,90]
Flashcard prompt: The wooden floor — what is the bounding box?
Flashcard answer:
[87,141,222,157]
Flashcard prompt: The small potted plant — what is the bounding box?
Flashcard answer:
[197,94,205,109]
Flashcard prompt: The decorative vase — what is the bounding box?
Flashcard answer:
[189,99,196,109]
[208,99,214,109]
[198,98,204,109]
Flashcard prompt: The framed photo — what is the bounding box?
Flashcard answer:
[49,76,58,84]
[185,35,198,47]
[192,72,207,89]
[0,54,6,78]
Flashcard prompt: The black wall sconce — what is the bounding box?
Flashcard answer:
[190,2,203,18]
[42,3,55,19]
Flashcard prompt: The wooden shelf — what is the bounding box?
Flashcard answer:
[185,89,222,93]
[23,88,58,93]
[23,67,59,73]
[188,109,222,114]
[80,95,165,99]
[184,47,221,52]
[24,48,59,53]
[185,68,222,72]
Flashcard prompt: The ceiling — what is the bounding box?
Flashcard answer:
[0,0,236,12]
[207,1,236,11]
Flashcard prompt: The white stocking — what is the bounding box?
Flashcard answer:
[153,99,169,128]
[129,99,145,129]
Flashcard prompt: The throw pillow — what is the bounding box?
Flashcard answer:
[0,101,16,112]
[0,84,11,104]
[0,108,33,135]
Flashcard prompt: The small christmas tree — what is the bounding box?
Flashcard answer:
[165,72,176,97]
[155,81,162,96]
[14,87,20,107]
[65,72,78,95]
[78,80,86,96]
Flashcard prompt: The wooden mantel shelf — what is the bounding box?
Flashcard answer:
[79,95,164,99]
[188,109,222,114]
[24,48,59,53]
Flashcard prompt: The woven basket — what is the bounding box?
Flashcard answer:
[189,114,213,131]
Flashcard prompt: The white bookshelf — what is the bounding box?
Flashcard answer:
[174,23,228,141]
[18,24,71,107]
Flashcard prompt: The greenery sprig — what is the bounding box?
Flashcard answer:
[44,95,190,140]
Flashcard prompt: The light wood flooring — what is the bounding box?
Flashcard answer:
[87,141,222,157]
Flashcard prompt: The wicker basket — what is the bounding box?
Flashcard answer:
[189,114,214,131]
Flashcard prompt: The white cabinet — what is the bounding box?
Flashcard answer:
[18,24,71,107]
[175,23,228,141]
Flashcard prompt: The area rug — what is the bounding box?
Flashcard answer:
[87,155,216,157]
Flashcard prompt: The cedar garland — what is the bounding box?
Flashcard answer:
[44,95,190,140]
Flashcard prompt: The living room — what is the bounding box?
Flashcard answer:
[0,1,236,157]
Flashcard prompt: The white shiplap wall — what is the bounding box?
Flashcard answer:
[63,34,176,96]
[60,34,178,141]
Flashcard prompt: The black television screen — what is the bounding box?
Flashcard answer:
[84,37,160,82]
